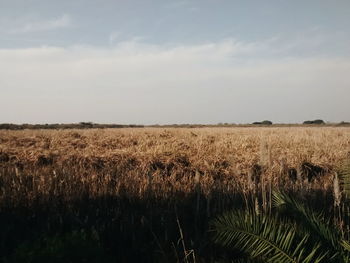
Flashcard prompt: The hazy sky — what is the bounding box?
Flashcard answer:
[0,0,349,124]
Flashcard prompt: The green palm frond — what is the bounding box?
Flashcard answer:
[213,257,264,263]
[341,240,350,252]
[273,190,341,257]
[229,258,264,263]
[211,209,326,263]
[340,240,350,263]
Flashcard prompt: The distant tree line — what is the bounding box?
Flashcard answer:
[0,123,144,130]
[302,119,325,125]
[1,120,349,130]
[252,120,273,125]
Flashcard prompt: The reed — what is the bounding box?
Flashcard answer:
[0,127,349,262]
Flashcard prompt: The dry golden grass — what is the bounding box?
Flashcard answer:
[0,127,350,201]
[1,127,350,262]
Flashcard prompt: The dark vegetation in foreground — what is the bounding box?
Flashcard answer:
[2,163,241,262]
[0,161,350,263]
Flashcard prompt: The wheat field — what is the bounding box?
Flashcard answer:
[0,127,349,199]
[1,127,350,261]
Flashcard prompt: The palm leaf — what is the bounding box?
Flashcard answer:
[273,190,341,260]
[341,240,350,263]
[211,209,326,263]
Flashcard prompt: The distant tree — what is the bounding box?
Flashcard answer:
[261,120,273,125]
[79,122,94,128]
[303,119,325,125]
[303,120,313,124]
[252,120,272,125]
[313,119,325,124]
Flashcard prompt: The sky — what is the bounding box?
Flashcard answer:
[0,0,349,124]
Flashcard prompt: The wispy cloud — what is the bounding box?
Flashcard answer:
[109,31,121,45]
[164,0,198,12]
[0,39,349,124]
[164,1,189,9]
[10,14,72,33]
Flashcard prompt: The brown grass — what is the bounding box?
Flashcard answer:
[0,127,349,202]
[1,127,350,261]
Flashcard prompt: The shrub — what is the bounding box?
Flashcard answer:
[261,120,273,125]
[8,230,109,263]
[303,119,325,125]
[252,120,273,125]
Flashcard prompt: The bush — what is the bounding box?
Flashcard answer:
[252,120,273,125]
[261,120,273,125]
[8,230,110,263]
[303,119,325,125]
